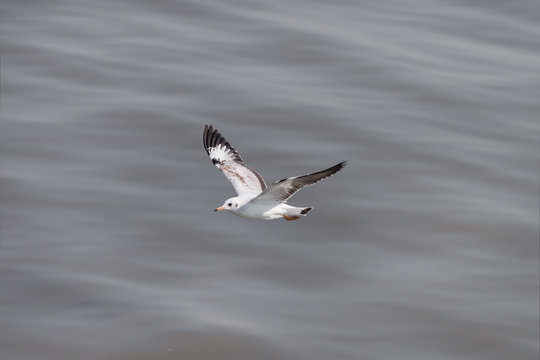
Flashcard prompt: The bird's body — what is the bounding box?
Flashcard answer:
[231,199,311,220]
[203,125,345,221]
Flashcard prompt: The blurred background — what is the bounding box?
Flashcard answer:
[1,0,538,359]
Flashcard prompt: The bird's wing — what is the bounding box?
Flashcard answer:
[251,161,346,204]
[203,125,266,197]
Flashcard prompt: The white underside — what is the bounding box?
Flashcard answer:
[233,202,309,220]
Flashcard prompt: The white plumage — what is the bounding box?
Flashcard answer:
[203,125,346,221]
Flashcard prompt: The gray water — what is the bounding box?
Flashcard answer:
[1,1,538,359]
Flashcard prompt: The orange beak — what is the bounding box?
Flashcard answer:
[214,206,225,212]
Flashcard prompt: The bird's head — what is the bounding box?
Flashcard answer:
[215,197,242,212]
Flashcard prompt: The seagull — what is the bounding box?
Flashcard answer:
[203,125,346,221]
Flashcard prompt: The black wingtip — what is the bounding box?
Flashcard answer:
[203,124,212,154]
[203,124,219,155]
[202,124,244,163]
[329,161,347,174]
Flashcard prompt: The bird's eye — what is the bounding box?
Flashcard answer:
[228,203,232,207]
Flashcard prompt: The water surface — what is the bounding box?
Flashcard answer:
[1,1,538,359]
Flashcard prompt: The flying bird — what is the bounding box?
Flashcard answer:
[203,125,346,220]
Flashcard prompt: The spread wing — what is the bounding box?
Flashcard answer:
[252,161,346,204]
[203,125,266,197]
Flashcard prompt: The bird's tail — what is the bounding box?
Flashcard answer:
[283,205,313,217]
[283,207,313,221]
